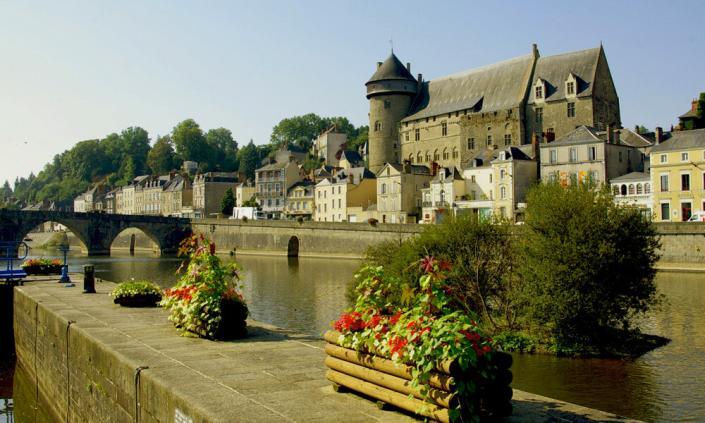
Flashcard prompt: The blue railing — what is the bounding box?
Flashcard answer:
[0,241,29,283]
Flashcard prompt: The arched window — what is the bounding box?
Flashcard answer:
[636,184,643,195]
[374,121,382,131]
[425,151,431,162]
[408,153,414,163]
[621,185,627,196]
[417,152,422,163]
[442,148,449,160]
[628,184,635,195]
[434,149,440,161]
[452,148,458,159]
[645,183,651,194]
[500,186,506,199]
[612,185,619,196]
[381,183,386,194]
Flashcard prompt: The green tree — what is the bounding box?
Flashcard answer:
[147,135,177,175]
[206,128,238,171]
[0,181,12,200]
[517,182,660,348]
[237,140,260,181]
[119,127,151,175]
[697,92,705,128]
[270,113,329,151]
[347,125,368,153]
[220,188,235,216]
[172,119,211,166]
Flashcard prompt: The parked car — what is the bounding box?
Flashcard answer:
[688,211,705,222]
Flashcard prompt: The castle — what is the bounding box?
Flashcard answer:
[366,44,621,173]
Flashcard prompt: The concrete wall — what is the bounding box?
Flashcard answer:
[654,222,705,263]
[191,219,422,258]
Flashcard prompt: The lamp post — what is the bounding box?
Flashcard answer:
[58,232,73,286]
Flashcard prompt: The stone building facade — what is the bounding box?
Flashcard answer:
[367,44,620,173]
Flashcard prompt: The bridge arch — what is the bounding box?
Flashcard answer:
[109,227,161,255]
[287,236,299,258]
[15,218,90,253]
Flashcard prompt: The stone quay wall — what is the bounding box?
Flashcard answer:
[191,219,705,263]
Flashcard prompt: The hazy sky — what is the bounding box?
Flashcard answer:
[1,1,704,186]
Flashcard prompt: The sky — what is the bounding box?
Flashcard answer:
[1,0,704,187]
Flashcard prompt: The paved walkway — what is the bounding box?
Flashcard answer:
[656,261,705,273]
[15,277,640,422]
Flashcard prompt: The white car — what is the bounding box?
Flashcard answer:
[687,211,705,222]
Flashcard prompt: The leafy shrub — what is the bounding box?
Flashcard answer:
[517,182,661,348]
[110,280,162,307]
[492,331,537,353]
[21,258,63,275]
[161,235,248,340]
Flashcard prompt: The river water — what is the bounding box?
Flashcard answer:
[1,251,704,422]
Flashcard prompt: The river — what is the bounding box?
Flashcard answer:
[1,251,704,422]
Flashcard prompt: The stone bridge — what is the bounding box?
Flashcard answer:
[0,209,191,256]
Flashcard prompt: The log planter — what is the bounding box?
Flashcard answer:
[323,330,513,422]
[22,264,62,275]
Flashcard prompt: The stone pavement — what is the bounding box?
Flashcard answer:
[15,277,641,422]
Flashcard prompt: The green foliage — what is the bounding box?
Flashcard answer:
[270,113,367,152]
[236,140,261,181]
[206,128,239,171]
[242,196,258,207]
[221,188,235,216]
[161,235,247,339]
[172,119,209,164]
[110,280,162,300]
[363,215,518,331]
[335,260,496,419]
[697,92,705,127]
[517,182,661,348]
[302,155,324,171]
[492,331,538,353]
[147,135,178,174]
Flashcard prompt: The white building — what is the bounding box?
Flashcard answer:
[376,162,430,224]
[611,172,652,219]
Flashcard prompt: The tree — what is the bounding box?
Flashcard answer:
[347,125,368,153]
[697,92,705,128]
[206,128,238,171]
[119,127,151,175]
[147,135,177,175]
[270,113,329,151]
[635,125,650,134]
[237,140,260,181]
[221,188,235,216]
[0,181,12,200]
[517,182,660,348]
[172,119,211,166]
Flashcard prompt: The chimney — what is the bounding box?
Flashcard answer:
[692,100,698,112]
[406,62,411,72]
[655,127,663,145]
[377,62,382,69]
[614,129,621,144]
[531,132,539,156]
[606,124,613,144]
[431,161,439,177]
[532,43,539,59]
[634,124,640,133]
[403,159,411,173]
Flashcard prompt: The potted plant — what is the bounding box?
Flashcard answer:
[21,258,63,275]
[110,280,162,307]
[367,218,378,227]
[161,235,248,340]
[325,258,513,421]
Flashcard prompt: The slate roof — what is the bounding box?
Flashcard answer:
[679,109,699,119]
[257,161,289,171]
[493,146,534,162]
[618,128,654,148]
[381,162,431,176]
[432,167,463,182]
[529,47,601,103]
[340,150,363,165]
[367,53,416,83]
[541,126,605,147]
[610,172,650,183]
[403,53,534,122]
[334,167,376,184]
[163,175,188,192]
[464,148,500,168]
[650,129,705,153]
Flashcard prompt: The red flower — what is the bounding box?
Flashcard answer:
[388,336,408,355]
[367,315,382,329]
[420,256,436,274]
[389,311,402,325]
[333,311,365,332]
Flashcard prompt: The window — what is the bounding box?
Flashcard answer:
[417,152,422,163]
[566,81,575,95]
[434,150,440,161]
[682,152,689,162]
[569,148,577,163]
[470,191,476,200]
[550,149,557,164]
[637,184,643,195]
[415,129,420,141]
[500,169,506,180]
[338,186,341,194]
[619,151,623,162]
[425,151,431,162]
[567,102,575,118]
[645,183,650,194]
[500,186,506,199]
[441,121,448,136]
[612,185,619,196]
[374,121,381,131]
[338,199,341,208]
[535,108,543,123]
[682,173,691,191]
[489,174,493,183]
[381,183,386,194]
[588,146,596,161]
[452,148,458,159]
[467,138,475,150]
[487,135,493,146]
[384,99,391,109]
[660,174,669,192]
[660,154,667,163]
[535,85,543,99]
[628,184,635,195]
[405,132,409,141]
[504,134,512,146]
[661,202,670,220]
[682,202,692,221]
[442,148,449,160]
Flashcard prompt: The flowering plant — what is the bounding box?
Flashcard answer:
[110,280,162,307]
[333,257,497,420]
[21,258,63,275]
[161,234,248,340]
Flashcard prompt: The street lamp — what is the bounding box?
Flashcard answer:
[58,232,73,286]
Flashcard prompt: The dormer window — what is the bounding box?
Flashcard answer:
[535,85,543,99]
[566,74,578,97]
[566,81,575,95]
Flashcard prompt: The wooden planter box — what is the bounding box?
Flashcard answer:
[324,330,513,422]
[22,264,62,275]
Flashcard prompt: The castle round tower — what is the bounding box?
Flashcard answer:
[366,53,418,173]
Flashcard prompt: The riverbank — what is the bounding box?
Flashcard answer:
[11,276,640,422]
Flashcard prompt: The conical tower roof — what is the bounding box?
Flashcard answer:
[367,53,416,84]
